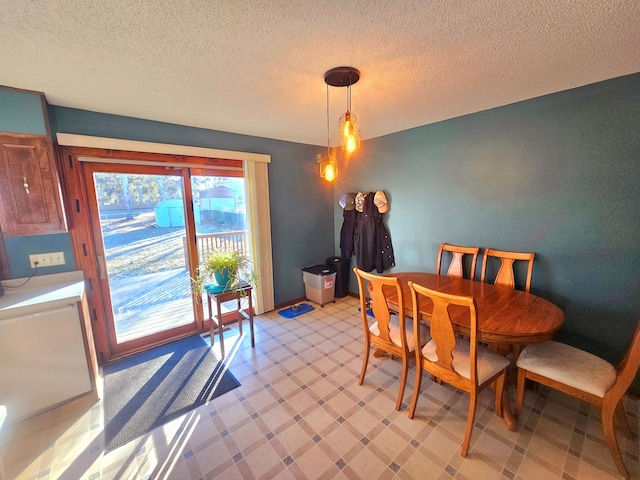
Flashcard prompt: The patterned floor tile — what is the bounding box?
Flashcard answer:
[2,296,638,480]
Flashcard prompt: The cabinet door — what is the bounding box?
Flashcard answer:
[0,133,66,236]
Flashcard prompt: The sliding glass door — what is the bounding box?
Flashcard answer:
[82,162,249,356]
[84,164,199,354]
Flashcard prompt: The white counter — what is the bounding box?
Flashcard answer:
[0,271,85,320]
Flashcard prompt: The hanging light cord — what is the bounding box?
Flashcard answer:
[326,83,331,157]
[347,71,352,113]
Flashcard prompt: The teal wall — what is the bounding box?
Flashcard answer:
[51,107,334,305]
[5,234,76,277]
[335,72,640,370]
[0,87,47,135]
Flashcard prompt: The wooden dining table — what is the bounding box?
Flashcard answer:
[380,272,565,430]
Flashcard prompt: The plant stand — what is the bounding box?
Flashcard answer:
[205,283,254,358]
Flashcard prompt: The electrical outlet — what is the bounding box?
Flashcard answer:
[29,252,66,268]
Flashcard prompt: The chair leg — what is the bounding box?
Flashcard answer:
[461,390,477,457]
[615,400,636,440]
[494,372,505,418]
[408,361,423,419]
[395,354,409,411]
[359,340,370,386]
[515,368,526,418]
[602,400,630,480]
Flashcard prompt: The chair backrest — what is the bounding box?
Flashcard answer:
[409,281,479,384]
[436,243,480,280]
[353,267,407,350]
[481,248,535,292]
[608,319,640,402]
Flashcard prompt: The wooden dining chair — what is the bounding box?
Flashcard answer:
[481,248,535,292]
[515,320,640,480]
[353,267,431,410]
[481,248,535,356]
[407,281,510,457]
[436,243,480,280]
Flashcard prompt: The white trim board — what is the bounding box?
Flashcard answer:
[56,133,271,163]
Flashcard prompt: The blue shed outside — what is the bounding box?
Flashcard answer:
[154,199,200,227]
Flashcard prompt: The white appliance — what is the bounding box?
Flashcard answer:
[0,303,91,421]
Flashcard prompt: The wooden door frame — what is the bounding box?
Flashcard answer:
[57,146,243,363]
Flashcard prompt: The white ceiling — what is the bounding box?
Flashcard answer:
[1,1,639,147]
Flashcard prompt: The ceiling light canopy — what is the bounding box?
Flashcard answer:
[324,66,360,88]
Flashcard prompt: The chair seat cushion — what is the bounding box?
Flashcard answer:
[370,314,431,352]
[422,338,510,384]
[517,341,616,398]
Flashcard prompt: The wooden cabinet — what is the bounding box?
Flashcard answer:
[0,133,66,236]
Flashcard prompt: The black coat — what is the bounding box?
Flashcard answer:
[354,193,395,273]
[340,208,358,259]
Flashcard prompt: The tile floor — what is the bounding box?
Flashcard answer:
[2,296,639,480]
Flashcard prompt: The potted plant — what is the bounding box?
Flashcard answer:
[191,249,258,299]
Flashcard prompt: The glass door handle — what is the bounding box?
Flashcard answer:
[97,255,106,280]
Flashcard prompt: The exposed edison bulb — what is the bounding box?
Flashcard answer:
[324,163,336,182]
[343,114,352,138]
[345,134,357,153]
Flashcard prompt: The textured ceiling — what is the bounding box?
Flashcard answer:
[1,1,639,147]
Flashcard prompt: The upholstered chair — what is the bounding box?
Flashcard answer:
[480,248,535,356]
[353,267,431,410]
[408,281,510,457]
[516,320,640,480]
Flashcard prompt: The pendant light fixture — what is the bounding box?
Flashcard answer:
[317,82,337,182]
[324,66,361,154]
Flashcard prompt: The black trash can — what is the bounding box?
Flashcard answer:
[326,256,350,298]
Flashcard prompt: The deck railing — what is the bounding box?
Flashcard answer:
[185,230,249,267]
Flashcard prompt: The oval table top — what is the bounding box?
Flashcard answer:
[384,272,565,345]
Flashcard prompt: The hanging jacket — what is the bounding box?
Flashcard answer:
[340,208,358,258]
[354,193,395,273]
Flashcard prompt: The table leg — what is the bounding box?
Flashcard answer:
[501,387,517,431]
[236,297,243,336]
[491,343,518,431]
[248,292,255,348]
[207,294,215,346]
[217,298,225,358]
